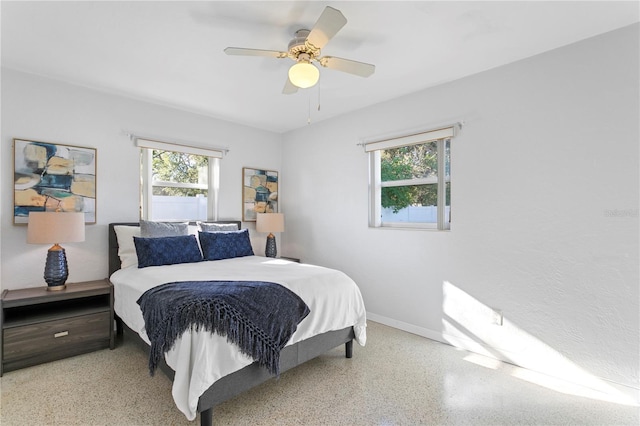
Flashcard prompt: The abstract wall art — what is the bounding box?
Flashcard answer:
[14,139,97,224]
[242,167,278,221]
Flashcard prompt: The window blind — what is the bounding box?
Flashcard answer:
[135,138,224,158]
[363,126,455,152]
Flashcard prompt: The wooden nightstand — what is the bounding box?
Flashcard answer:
[0,279,114,376]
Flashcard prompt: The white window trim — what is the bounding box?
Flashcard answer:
[141,148,152,220]
[366,125,457,231]
[152,181,208,190]
[381,176,439,187]
[436,139,449,231]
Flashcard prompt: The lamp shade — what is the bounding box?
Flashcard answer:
[27,212,85,244]
[256,213,284,233]
[288,62,319,89]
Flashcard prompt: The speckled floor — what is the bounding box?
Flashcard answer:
[1,321,637,425]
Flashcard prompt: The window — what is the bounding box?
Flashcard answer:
[137,138,223,221]
[366,126,455,230]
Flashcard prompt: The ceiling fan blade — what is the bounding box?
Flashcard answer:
[224,47,288,58]
[305,6,347,51]
[283,77,299,95]
[319,56,375,77]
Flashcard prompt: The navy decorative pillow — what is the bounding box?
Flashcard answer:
[199,229,254,261]
[134,235,203,268]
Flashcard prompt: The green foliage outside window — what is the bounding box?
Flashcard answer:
[380,142,440,213]
[152,150,208,197]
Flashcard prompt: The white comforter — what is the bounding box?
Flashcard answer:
[110,255,367,420]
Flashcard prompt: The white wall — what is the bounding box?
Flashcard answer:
[282,24,639,400]
[1,69,282,289]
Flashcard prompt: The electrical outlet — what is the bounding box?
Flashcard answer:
[491,309,503,326]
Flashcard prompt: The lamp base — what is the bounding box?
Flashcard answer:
[44,245,69,290]
[265,233,277,258]
[46,284,67,291]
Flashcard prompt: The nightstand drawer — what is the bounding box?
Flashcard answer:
[3,311,111,362]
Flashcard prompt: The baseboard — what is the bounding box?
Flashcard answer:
[366,312,640,406]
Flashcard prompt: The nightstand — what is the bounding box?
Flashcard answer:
[0,279,114,376]
[280,256,301,263]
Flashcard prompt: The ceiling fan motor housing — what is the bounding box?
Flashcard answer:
[288,29,319,61]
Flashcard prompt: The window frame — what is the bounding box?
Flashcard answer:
[137,138,223,221]
[366,126,456,231]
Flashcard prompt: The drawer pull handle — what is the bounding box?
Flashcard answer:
[54,331,69,338]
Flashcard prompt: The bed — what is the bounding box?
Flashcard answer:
[108,221,367,425]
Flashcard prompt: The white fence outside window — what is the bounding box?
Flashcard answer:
[153,196,450,225]
[382,206,451,224]
[151,195,208,221]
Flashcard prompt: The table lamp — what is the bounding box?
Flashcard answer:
[256,213,284,258]
[27,211,85,291]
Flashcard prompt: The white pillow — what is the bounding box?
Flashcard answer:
[114,225,141,269]
[140,220,188,237]
[197,222,239,232]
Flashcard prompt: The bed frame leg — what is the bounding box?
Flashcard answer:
[345,340,353,358]
[200,408,213,426]
[115,315,124,336]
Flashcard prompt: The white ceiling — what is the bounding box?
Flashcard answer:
[2,1,638,133]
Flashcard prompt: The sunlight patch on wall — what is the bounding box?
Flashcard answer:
[442,281,637,406]
[442,317,495,358]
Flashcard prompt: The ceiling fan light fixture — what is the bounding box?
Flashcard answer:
[288,61,319,89]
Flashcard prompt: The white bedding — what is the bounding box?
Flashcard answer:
[110,255,367,420]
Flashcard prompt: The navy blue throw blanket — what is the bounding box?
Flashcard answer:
[137,281,310,377]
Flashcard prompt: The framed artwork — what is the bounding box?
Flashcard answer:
[242,167,278,221]
[13,138,97,224]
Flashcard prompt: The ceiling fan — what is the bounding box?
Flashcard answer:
[224,6,375,94]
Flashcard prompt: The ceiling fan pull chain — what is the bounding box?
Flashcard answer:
[318,81,321,112]
[308,92,312,124]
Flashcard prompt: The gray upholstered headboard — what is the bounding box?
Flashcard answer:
[108,221,243,277]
